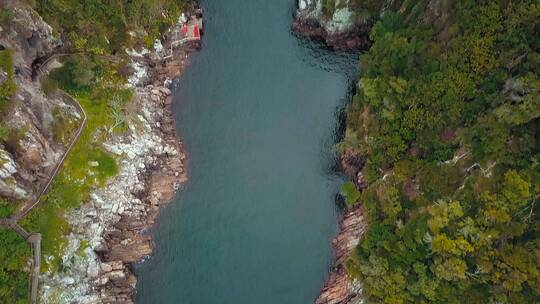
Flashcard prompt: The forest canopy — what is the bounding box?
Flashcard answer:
[341,0,540,303]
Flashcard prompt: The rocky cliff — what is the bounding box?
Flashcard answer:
[292,0,372,50]
[315,205,367,304]
[0,2,72,204]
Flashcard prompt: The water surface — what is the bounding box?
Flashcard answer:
[135,1,357,303]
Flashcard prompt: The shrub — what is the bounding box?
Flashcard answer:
[0,49,16,112]
[340,181,361,206]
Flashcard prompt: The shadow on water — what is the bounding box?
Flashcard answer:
[297,39,359,79]
[135,1,359,303]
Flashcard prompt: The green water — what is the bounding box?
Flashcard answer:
[135,1,357,303]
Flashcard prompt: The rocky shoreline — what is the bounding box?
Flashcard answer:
[292,1,371,50]
[292,16,371,50]
[312,150,368,304]
[38,15,203,304]
[315,205,367,304]
[292,2,371,304]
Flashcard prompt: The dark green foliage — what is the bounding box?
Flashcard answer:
[341,0,540,303]
[36,0,191,53]
[48,54,98,92]
[0,122,10,142]
[0,200,16,218]
[0,229,30,304]
[340,181,361,206]
[3,127,28,154]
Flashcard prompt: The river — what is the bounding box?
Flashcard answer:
[135,1,357,303]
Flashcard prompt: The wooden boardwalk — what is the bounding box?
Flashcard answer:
[28,233,41,303]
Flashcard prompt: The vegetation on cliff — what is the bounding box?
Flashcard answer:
[0,228,30,304]
[36,0,187,52]
[0,49,16,111]
[340,1,540,303]
[0,47,28,304]
[22,55,128,273]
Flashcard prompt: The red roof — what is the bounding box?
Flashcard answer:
[181,24,188,36]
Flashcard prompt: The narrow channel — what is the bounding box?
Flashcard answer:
[135,0,357,303]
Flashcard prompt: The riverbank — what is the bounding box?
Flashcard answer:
[38,14,202,304]
[315,205,367,304]
[292,2,371,304]
[312,150,369,304]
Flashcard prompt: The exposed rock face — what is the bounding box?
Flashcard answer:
[0,2,76,202]
[38,25,201,304]
[315,138,369,304]
[292,0,372,50]
[2,5,62,77]
[341,149,366,189]
[316,267,363,304]
[316,206,367,304]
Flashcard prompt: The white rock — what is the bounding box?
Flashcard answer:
[101,263,113,273]
[61,277,75,285]
[87,262,100,278]
[127,61,147,87]
[179,13,187,24]
[153,39,164,53]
